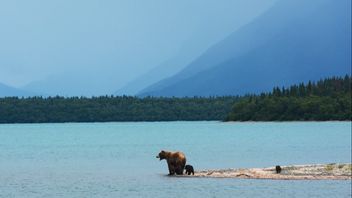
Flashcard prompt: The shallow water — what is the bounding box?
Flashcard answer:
[0,121,351,197]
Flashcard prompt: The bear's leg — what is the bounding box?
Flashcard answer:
[168,164,175,175]
[175,166,182,175]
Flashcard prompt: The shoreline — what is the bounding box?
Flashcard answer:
[0,120,350,125]
[178,163,352,180]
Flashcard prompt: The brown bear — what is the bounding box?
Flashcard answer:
[156,150,186,175]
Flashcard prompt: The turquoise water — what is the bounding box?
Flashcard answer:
[0,121,351,197]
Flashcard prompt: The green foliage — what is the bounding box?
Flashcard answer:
[1,75,350,123]
[226,75,352,121]
[0,96,238,123]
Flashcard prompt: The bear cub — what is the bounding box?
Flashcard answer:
[185,164,194,175]
[275,165,282,174]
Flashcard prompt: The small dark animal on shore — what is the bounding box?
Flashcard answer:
[185,165,194,175]
[276,165,282,174]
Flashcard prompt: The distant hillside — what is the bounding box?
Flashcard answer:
[115,1,277,96]
[140,0,351,97]
[115,56,189,96]
[0,82,35,97]
[226,75,351,121]
[0,96,238,123]
[1,76,349,123]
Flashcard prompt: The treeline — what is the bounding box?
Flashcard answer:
[0,96,238,123]
[226,75,351,121]
[0,76,350,123]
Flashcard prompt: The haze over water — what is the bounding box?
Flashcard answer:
[0,121,350,197]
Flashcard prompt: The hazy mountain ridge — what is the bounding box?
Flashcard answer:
[115,54,191,96]
[139,0,351,97]
[0,82,36,97]
[115,1,277,96]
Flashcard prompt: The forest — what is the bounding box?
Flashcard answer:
[0,96,238,123]
[226,75,351,121]
[0,75,350,123]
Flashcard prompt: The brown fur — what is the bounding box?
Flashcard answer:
[157,150,186,175]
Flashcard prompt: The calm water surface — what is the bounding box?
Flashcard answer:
[0,122,351,197]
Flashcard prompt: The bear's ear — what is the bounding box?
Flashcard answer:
[161,150,165,153]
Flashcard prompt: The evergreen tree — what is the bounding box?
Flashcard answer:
[226,75,351,121]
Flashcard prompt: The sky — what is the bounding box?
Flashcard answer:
[0,0,277,96]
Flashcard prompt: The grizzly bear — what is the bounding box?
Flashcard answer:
[156,150,186,175]
[185,164,194,175]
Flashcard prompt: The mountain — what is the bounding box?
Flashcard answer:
[0,82,36,97]
[22,71,116,97]
[115,1,277,96]
[115,53,192,96]
[139,0,351,97]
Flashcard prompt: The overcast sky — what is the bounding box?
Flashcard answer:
[0,0,277,95]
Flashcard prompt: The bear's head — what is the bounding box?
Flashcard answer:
[156,150,167,160]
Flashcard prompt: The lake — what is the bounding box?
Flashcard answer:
[0,121,351,197]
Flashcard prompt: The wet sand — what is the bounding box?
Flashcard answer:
[179,163,352,180]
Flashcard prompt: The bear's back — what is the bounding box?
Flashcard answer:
[166,151,186,164]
